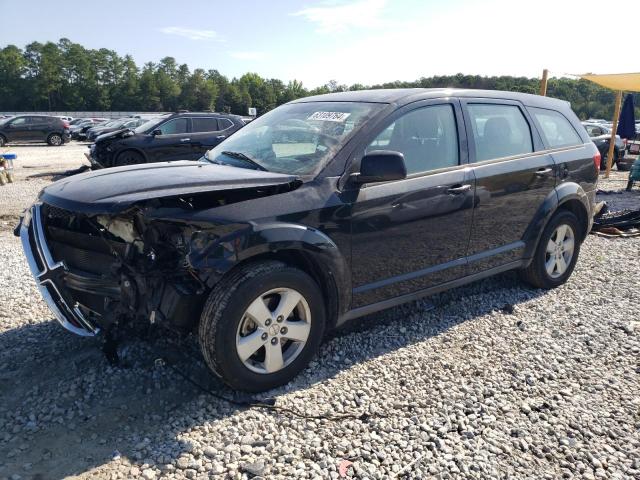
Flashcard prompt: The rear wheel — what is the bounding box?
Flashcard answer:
[520,210,581,289]
[115,150,144,167]
[199,261,325,392]
[47,133,63,146]
[627,179,634,191]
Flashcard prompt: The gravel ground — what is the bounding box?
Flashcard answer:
[0,146,639,480]
[0,143,90,222]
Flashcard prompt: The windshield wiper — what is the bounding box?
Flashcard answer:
[221,151,267,171]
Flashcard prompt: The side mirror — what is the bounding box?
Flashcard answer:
[352,150,407,184]
[152,129,162,136]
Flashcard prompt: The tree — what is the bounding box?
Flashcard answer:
[139,62,161,110]
[2,38,638,120]
[0,45,27,110]
[156,57,180,110]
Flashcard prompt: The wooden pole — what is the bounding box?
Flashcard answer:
[540,69,549,96]
[604,90,623,178]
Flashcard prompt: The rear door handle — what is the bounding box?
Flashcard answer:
[447,184,472,194]
[535,167,553,176]
[180,138,191,142]
[216,135,226,139]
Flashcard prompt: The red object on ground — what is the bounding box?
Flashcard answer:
[338,459,353,477]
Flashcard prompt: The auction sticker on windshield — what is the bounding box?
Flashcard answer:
[307,111,351,122]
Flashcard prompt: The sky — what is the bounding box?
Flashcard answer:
[1,0,635,88]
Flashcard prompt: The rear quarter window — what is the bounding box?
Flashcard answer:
[218,118,234,130]
[529,107,583,148]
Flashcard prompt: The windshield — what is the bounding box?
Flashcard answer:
[135,117,164,134]
[204,101,385,175]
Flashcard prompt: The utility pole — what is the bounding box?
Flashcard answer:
[539,69,549,96]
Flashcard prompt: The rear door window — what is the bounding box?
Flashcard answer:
[158,118,188,135]
[191,117,220,133]
[529,108,583,148]
[467,104,533,161]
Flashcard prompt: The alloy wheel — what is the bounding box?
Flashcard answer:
[49,134,62,146]
[545,224,575,278]
[235,288,311,374]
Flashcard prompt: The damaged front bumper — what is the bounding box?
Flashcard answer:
[19,204,100,336]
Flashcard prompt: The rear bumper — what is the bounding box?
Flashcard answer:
[19,204,100,337]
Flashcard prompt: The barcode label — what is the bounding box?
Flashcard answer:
[307,111,351,122]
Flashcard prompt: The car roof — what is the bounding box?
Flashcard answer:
[289,88,571,110]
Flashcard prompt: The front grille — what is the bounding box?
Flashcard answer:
[42,203,74,222]
[19,204,101,337]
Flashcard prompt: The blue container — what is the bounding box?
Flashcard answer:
[1,153,17,160]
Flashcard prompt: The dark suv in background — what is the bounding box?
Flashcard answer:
[88,112,245,168]
[18,89,598,392]
[0,115,70,146]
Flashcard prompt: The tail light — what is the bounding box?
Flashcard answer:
[63,121,70,129]
[593,151,601,170]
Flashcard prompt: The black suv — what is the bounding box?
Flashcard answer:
[0,115,70,146]
[88,112,245,168]
[18,89,598,391]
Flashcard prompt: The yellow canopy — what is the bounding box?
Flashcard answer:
[578,73,640,92]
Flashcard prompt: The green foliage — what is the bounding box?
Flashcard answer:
[1,39,638,119]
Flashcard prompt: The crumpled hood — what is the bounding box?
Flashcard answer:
[39,161,301,214]
[94,128,132,142]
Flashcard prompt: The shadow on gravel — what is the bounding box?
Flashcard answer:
[0,270,546,479]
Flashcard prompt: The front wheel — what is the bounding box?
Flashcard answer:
[115,150,144,167]
[199,261,325,392]
[520,210,582,289]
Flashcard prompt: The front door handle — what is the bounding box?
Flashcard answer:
[535,167,553,176]
[447,184,472,194]
[180,138,191,142]
[216,135,226,139]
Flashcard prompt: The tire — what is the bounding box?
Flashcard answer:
[627,179,634,192]
[47,133,63,146]
[617,161,631,172]
[519,210,582,289]
[199,260,326,392]
[0,135,5,147]
[115,150,144,167]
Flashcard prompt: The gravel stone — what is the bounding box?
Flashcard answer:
[0,147,638,479]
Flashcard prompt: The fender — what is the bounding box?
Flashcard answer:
[522,181,591,261]
[189,221,351,317]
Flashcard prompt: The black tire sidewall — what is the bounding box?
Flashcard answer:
[204,268,325,392]
[533,211,581,288]
[116,151,143,166]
